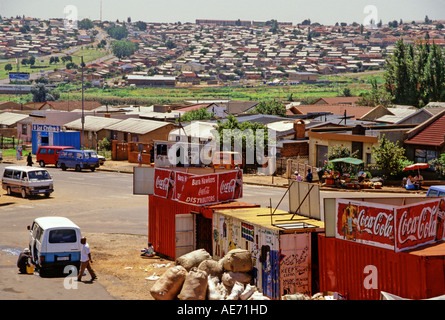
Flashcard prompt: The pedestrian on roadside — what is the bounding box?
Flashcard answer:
[138,152,142,167]
[305,168,313,183]
[26,152,33,166]
[77,237,97,282]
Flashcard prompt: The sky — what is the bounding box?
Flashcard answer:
[1,0,444,25]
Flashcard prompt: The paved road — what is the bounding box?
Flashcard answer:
[0,163,290,299]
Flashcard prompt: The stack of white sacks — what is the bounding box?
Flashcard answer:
[150,248,270,300]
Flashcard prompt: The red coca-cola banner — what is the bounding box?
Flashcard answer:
[154,168,243,205]
[336,199,395,250]
[336,198,445,252]
[394,199,445,252]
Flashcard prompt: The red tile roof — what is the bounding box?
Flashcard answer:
[405,111,445,147]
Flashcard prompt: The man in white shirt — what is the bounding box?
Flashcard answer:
[77,237,97,282]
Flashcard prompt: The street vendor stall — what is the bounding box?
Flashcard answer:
[325,157,365,188]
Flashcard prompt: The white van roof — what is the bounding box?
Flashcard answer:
[34,217,80,230]
[4,166,50,173]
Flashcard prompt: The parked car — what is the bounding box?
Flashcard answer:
[2,166,54,198]
[57,149,100,172]
[97,154,106,165]
[426,185,445,197]
[27,216,82,275]
[36,146,74,168]
[0,149,3,162]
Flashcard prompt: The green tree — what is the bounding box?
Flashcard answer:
[4,63,12,71]
[178,108,215,123]
[78,18,94,30]
[252,100,286,116]
[111,40,138,59]
[135,21,147,31]
[31,83,55,102]
[215,115,273,167]
[107,26,128,40]
[372,135,408,177]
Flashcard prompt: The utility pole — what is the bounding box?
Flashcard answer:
[81,56,85,149]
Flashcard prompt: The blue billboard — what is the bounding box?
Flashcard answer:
[9,72,30,81]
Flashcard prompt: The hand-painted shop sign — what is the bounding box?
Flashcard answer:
[336,198,445,252]
[32,124,61,132]
[154,168,243,206]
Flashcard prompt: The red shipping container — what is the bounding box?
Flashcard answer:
[318,234,445,300]
[148,195,260,259]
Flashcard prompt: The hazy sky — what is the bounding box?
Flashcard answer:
[1,0,444,25]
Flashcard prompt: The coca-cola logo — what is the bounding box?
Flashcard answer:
[155,176,169,191]
[220,179,236,194]
[397,206,437,245]
[357,209,394,239]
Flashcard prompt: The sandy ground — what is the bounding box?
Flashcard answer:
[84,233,173,300]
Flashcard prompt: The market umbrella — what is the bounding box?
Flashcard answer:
[403,163,429,172]
[328,157,364,165]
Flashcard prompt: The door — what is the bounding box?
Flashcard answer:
[316,145,328,167]
[175,214,195,258]
[195,214,213,255]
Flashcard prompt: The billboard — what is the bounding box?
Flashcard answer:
[154,168,242,206]
[335,198,445,252]
[9,72,30,81]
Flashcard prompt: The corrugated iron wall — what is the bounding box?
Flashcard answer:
[318,234,445,300]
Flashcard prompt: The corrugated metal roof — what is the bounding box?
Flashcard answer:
[213,207,324,232]
[0,112,29,126]
[63,115,122,132]
[104,118,172,135]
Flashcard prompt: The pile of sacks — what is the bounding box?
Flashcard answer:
[150,248,269,300]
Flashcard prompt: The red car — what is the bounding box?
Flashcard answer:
[36,146,74,168]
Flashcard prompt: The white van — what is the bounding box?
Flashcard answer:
[2,166,54,198]
[27,217,82,274]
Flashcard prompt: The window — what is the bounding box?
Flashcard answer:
[3,169,13,178]
[22,124,28,135]
[415,149,437,164]
[21,172,27,181]
[39,148,47,155]
[28,170,51,180]
[47,149,54,155]
[13,171,21,180]
[48,229,77,243]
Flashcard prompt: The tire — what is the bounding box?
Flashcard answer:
[44,192,50,198]
[75,164,81,172]
[21,188,27,199]
[91,167,95,172]
[6,186,11,195]
[61,163,67,171]
[39,160,45,167]
[56,161,60,168]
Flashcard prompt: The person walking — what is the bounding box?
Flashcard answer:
[26,152,33,166]
[77,237,97,282]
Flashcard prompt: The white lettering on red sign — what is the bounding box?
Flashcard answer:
[357,209,394,239]
[220,179,236,194]
[397,206,437,245]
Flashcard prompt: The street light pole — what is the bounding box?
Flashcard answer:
[81,56,85,149]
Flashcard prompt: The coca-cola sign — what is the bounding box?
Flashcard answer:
[154,168,242,205]
[336,199,395,250]
[394,199,444,252]
[336,198,445,252]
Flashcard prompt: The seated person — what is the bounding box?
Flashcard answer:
[141,242,155,257]
[405,177,415,190]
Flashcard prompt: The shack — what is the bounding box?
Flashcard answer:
[212,207,324,299]
[31,124,80,154]
[146,167,253,259]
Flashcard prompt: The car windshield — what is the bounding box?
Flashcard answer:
[28,170,51,180]
[84,152,98,159]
